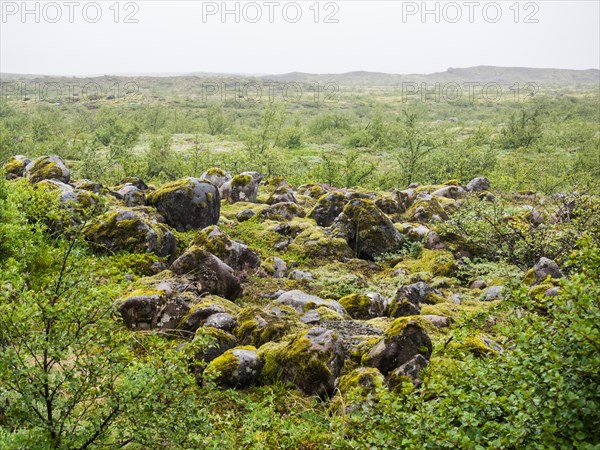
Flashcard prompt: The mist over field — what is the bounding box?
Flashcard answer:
[1,2,599,449]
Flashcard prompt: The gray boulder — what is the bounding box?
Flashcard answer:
[258,327,345,397]
[25,155,70,183]
[204,347,263,388]
[200,168,232,188]
[3,155,31,179]
[147,177,220,231]
[170,246,242,300]
[466,177,490,192]
[220,174,259,204]
[331,198,404,261]
[363,318,433,375]
[85,208,176,257]
[530,257,563,285]
[387,282,442,317]
[117,184,145,207]
[482,285,505,301]
[388,354,429,388]
[273,290,347,316]
[192,226,260,273]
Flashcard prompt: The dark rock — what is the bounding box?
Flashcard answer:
[147,177,220,232]
[171,247,242,300]
[363,318,433,375]
[331,198,404,261]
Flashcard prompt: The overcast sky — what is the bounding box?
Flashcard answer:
[1,1,599,76]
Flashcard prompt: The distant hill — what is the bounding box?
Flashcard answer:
[1,66,598,88]
[261,66,600,87]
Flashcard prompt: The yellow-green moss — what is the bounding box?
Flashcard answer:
[3,157,25,175]
[420,302,459,320]
[28,157,63,182]
[394,249,457,278]
[339,367,385,395]
[385,317,430,338]
[207,167,227,177]
[204,350,239,381]
[236,307,303,347]
[522,268,536,285]
[339,294,372,320]
[448,336,497,357]
[147,178,194,204]
[84,209,172,255]
[528,282,556,298]
[231,174,252,187]
[257,330,335,393]
[120,288,163,303]
[312,306,344,321]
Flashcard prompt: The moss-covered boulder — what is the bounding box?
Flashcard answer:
[391,188,417,213]
[258,327,345,397]
[299,306,345,324]
[394,249,457,278]
[178,295,241,336]
[37,179,100,219]
[24,155,70,183]
[297,183,327,199]
[74,179,102,194]
[523,257,564,286]
[192,225,260,273]
[466,176,490,192]
[259,202,305,222]
[84,207,176,257]
[204,346,263,388]
[267,181,297,205]
[116,183,145,207]
[339,293,387,320]
[307,191,348,227]
[287,223,353,261]
[147,177,220,232]
[386,282,444,318]
[170,246,242,300]
[200,167,232,188]
[432,185,466,199]
[404,195,450,223]
[334,367,386,411]
[387,354,429,389]
[235,306,304,347]
[118,289,167,331]
[331,198,404,261]
[117,286,191,332]
[3,155,31,180]
[273,290,348,317]
[240,171,263,184]
[338,367,385,396]
[220,174,258,204]
[190,327,239,380]
[447,336,501,357]
[362,317,433,375]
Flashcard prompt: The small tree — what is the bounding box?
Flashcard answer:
[0,180,201,448]
[205,104,229,135]
[393,111,439,186]
[499,107,543,149]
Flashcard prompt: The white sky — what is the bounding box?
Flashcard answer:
[1,1,599,75]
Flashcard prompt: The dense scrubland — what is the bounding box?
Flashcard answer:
[0,72,598,449]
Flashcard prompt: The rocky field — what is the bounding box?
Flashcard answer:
[1,152,598,448]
